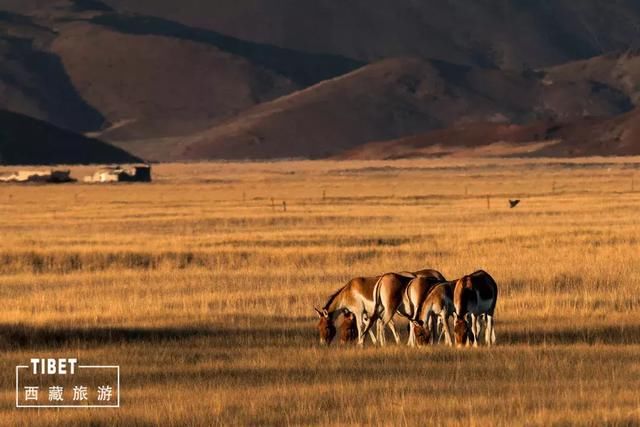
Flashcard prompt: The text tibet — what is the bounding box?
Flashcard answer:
[30,358,78,375]
[23,385,113,402]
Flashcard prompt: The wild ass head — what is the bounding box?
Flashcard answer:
[340,310,358,344]
[410,319,430,346]
[454,316,473,347]
[315,307,336,345]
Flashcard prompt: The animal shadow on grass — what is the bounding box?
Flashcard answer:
[0,320,314,351]
[3,320,636,351]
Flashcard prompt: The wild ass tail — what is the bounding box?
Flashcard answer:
[372,275,383,319]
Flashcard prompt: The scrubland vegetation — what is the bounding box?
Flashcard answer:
[1,158,639,425]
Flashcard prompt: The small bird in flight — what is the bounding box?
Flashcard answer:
[509,199,521,208]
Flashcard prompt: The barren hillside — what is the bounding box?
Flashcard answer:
[0,108,140,165]
[0,1,360,140]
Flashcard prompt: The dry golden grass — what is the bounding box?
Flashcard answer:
[1,157,640,426]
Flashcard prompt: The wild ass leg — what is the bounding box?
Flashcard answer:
[377,319,386,346]
[407,321,415,347]
[464,315,473,348]
[358,312,376,346]
[357,319,367,347]
[424,313,435,345]
[486,314,495,346]
[376,311,400,346]
[470,314,480,347]
[389,319,401,344]
[429,313,437,345]
[368,330,378,345]
[478,314,487,343]
[384,318,400,345]
[441,312,453,346]
[491,319,496,345]
[437,316,445,343]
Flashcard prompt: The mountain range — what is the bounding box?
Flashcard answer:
[1,0,640,163]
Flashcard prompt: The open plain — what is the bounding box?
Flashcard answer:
[1,158,639,426]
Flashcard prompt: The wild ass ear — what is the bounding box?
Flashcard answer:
[314,307,324,317]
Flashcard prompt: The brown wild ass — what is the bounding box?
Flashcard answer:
[411,282,456,346]
[453,270,498,347]
[364,272,446,346]
[315,275,400,346]
[316,269,445,346]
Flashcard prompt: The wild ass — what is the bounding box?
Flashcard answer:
[316,269,445,346]
[453,270,498,347]
[410,282,456,346]
[364,272,447,346]
[315,275,401,346]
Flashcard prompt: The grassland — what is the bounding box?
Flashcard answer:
[0,158,639,426]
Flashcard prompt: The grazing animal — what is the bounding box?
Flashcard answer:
[413,282,456,346]
[340,311,358,344]
[453,270,498,347]
[509,199,520,208]
[315,275,400,346]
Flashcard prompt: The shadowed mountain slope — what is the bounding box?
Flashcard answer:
[0,11,107,132]
[0,109,140,165]
[0,1,361,140]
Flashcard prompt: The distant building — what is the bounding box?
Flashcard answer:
[83,164,152,183]
[0,169,74,183]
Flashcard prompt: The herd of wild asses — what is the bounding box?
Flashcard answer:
[315,269,498,347]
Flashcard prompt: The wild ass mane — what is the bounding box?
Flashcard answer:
[322,284,347,312]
